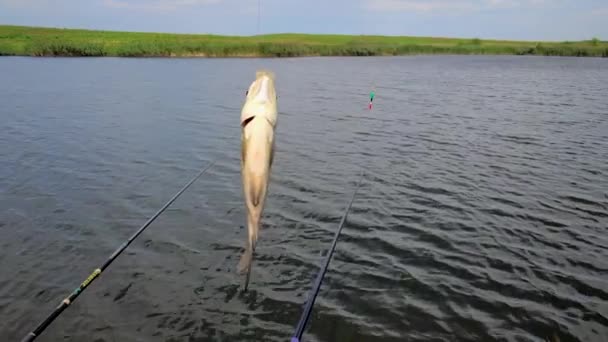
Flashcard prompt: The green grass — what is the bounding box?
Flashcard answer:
[1,25,606,57]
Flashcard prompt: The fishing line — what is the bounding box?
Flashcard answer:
[290,87,374,341]
[20,159,218,342]
[290,170,364,342]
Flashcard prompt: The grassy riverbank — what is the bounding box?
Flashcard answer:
[1,25,606,57]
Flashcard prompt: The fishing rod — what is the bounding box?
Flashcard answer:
[290,88,373,341]
[291,172,364,342]
[20,160,217,342]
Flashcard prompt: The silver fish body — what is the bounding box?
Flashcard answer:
[238,70,278,290]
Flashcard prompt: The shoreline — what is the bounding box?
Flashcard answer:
[3,54,608,60]
[1,25,606,58]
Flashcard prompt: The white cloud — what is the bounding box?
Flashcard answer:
[365,0,555,12]
[103,0,221,11]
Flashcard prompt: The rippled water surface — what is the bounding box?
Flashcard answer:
[1,56,607,342]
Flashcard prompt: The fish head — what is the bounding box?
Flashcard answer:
[241,70,278,127]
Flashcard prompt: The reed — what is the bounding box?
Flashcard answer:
[1,25,606,58]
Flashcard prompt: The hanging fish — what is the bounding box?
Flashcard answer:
[238,70,278,291]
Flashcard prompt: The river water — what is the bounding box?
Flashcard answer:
[0,56,607,342]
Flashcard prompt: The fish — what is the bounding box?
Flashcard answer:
[238,70,278,290]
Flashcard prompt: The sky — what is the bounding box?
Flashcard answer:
[0,0,606,41]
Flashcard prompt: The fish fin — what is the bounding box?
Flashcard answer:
[250,186,260,207]
[269,143,275,168]
[241,116,255,128]
[249,173,266,207]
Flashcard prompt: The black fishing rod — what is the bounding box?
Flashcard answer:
[291,172,364,342]
[20,160,217,342]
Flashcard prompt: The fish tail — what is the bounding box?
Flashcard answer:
[238,245,253,290]
[243,260,252,291]
[238,234,254,271]
[238,217,258,290]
